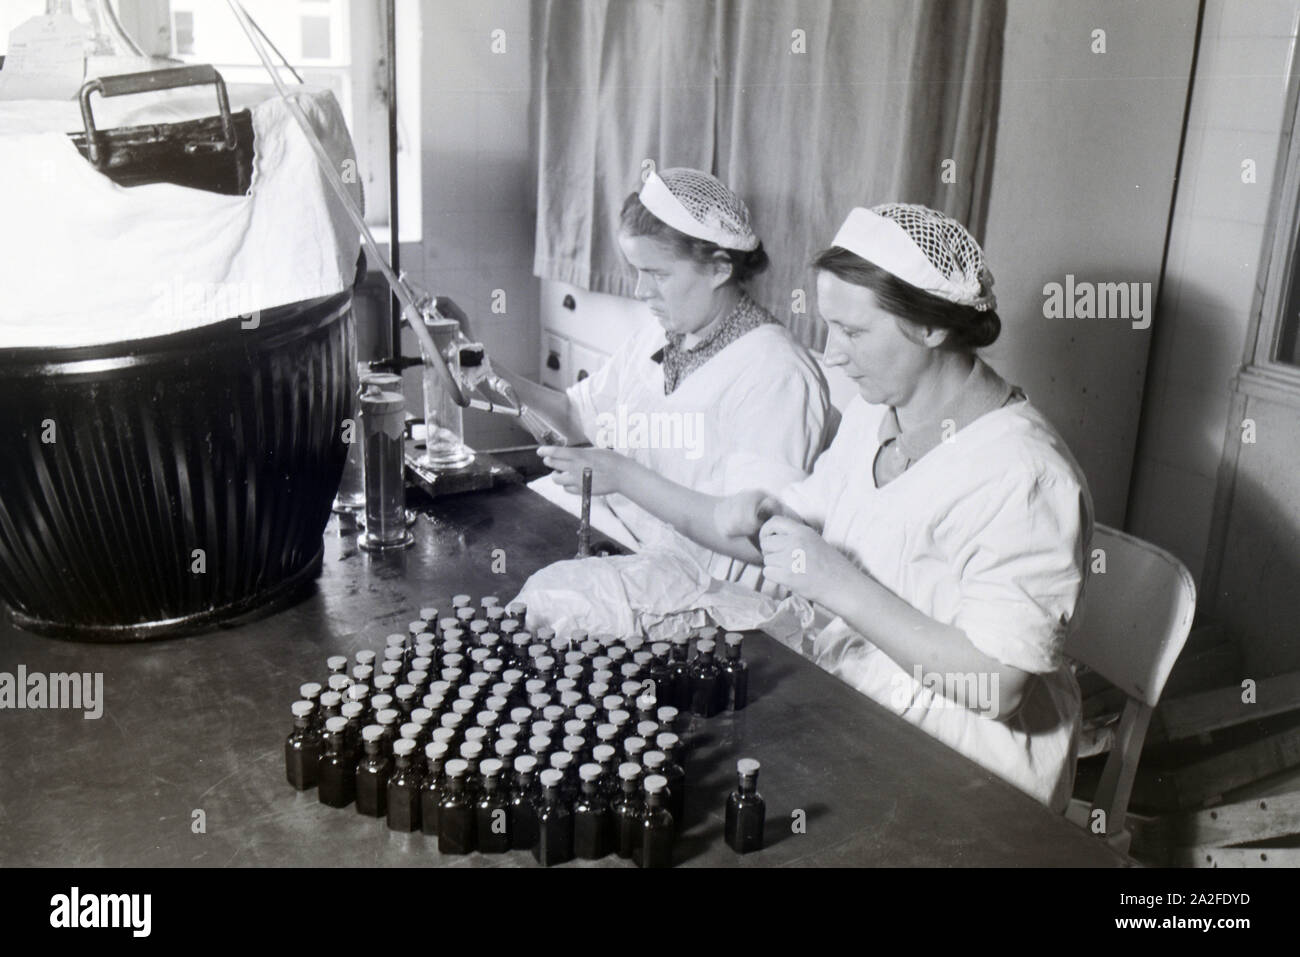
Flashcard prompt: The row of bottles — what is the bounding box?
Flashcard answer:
[285,598,762,864]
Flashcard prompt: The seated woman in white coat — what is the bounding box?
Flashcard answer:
[492,167,836,587]
[542,204,1092,811]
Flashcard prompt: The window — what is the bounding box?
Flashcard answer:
[1246,57,1300,383]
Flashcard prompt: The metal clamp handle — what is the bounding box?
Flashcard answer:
[78,64,238,168]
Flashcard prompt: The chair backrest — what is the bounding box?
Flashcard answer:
[1066,523,1197,708]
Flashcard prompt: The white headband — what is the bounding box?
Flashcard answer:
[638,170,760,252]
[831,207,994,310]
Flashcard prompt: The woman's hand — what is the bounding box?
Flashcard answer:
[758,515,865,609]
[538,445,628,496]
[715,490,787,541]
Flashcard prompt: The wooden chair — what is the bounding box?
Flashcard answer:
[1064,523,1197,853]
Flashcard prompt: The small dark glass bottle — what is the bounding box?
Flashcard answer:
[299,682,324,733]
[655,732,688,826]
[722,633,749,711]
[438,758,476,855]
[420,741,450,836]
[591,744,619,802]
[688,639,726,718]
[667,637,692,710]
[510,755,540,851]
[355,724,391,817]
[341,701,366,756]
[532,769,574,867]
[611,762,644,859]
[375,707,400,759]
[386,738,423,832]
[635,692,658,728]
[638,774,674,868]
[573,763,612,860]
[475,758,511,853]
[725,758,765,854]
[317,717,356,808]
[285,700,321,790]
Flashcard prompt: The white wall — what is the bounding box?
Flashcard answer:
[1128,0,1300,584]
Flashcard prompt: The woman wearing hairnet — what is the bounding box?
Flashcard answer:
[543,204,1092,810]
[486,167,836,588]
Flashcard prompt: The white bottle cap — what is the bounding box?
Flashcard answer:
[496,739,518,756]
[446,758,469,777]
[644,774,668,793]
[697,639,716,654]
[498,723,521,740]
[393,738,416,757]
[486,695,509,712]
[376,708,399,725]
[725,632,744,644]
[452,593,472,606]
[325,716,348,734]
[563,735,585,753]
[596,724,617,740]
[651,642,671,656]
[328,675,351,693]
[480,757,504,777]
[381,659,403,674]
[528,735,550,752]
[355,650,376,665]
[362,724,384,742]
[407,670,428,686]
[386,633,406,648]
[575,704,597,722]
[539,768,563,788]
[621,681,642,698]
[542,705,565,723]
[609,710,631,727]
[399,722,421,740]
[395,683,416,699]
[624,736,646,753]
[643,750,666,768]
[515,755,538,773]
[737,757,761,776]
[602,695,624,712]
[409,621,428,635]
[326,655,348,671]
[348,684,369,702]
[419,606,439,621]
[425,741,449,761]
[657,706,679,723]
[319,691,342,708]
[528,694,551,710]
[341,702,363,719]
[411,708,433,725]
[299,682,322,699]
[511,707,532,724]
[618,762,642,781]
[593,744,616,762]
[432,728,456,744]
[460,741,483,759]
[531,721,554,738]
[636,692,658,712]
[656,732,680,751]
[637,721,660,739]
[579,763,602,782]
[291,700,314,717]
[564,719,587,736]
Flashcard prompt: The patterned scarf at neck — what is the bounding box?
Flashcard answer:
[650,293,775,394]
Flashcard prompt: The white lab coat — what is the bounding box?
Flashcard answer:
[776,394,1092,811]
[529,315,836,587]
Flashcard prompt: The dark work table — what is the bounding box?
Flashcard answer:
[0,484,1128,867]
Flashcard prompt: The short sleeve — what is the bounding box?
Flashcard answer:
[947,471,1092,675]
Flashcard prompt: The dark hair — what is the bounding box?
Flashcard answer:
[811,246,1001,351]
[619,192,769,285]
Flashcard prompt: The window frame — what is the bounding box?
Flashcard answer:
[1239,49,1300,404]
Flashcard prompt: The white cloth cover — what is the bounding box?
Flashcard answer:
[511,548,815,646]
[0,84,360,347]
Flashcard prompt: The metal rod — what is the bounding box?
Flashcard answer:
[386,0,401,363]
[222,0,467,407]
[577,467,593,557]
